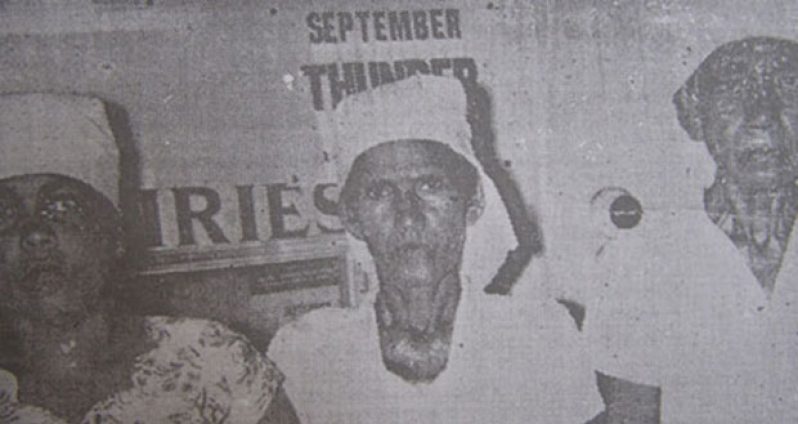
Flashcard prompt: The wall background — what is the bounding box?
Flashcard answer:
[1,0,796,346]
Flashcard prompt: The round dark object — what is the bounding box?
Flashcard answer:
[609,194,642,229]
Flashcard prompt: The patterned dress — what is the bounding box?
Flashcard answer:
[0,316,283,424]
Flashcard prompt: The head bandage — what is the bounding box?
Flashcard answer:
[0,93,119,205]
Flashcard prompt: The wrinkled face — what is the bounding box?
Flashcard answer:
[341,139,479,331]
[697,40,798,188]
[0,174,121,326]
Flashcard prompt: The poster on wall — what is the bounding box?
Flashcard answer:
[1,0,798,422]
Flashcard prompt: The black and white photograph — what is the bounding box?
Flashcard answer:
[1,1,797,423]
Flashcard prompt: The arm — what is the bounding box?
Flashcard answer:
[259,387,300,424]
[595,372,661,424]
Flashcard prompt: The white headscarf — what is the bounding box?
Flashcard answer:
[329,75,515,300]
[0,93,119,205]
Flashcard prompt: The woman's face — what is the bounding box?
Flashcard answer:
[698,41,798,189]
[0,174,121,326]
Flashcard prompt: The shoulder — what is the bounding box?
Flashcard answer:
[144,315,246,344]
[270,307,365,353]
[268,306,371,383]
[0,369,67,424]
[464,292,604,420]
[480,291,596,387]
[0,405,67,424]
[468,289,592,370]
[493,280,585,336]
[144,315,283,382]
[87,316,284,423]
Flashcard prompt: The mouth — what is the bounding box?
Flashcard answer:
[397,242,425,253]
[736,146,783,169]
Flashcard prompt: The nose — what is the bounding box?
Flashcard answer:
[745,110,776,131]
[394,189,425,228]
[19,221,58,254]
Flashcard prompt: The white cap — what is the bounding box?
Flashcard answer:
[333,75,475,184]
[0,93,119,205]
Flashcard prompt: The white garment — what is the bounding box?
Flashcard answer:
[580,207,798,422]
[269,265,603,424]
[281,73,601,423]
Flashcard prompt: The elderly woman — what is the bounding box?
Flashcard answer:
[0,93,296,423]
[269,76,604,424]
[578,37,798,423]
[674,36,798,293]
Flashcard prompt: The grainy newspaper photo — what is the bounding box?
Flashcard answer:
[0,1,796,423]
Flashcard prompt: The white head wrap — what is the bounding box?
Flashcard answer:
[0,93,119,205]
[331,75,515,299]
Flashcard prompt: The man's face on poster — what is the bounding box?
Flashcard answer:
[693,40,798,188]
[0,174,122,326]
[341,139,480,354]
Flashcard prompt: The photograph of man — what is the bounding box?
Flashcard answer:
[668,34,798,421]
[0,93,295,423]
[574,36,798,424]
[268,75,603,423]
[674,36,798,294]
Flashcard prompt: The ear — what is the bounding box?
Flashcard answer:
[465,183,485,226]
[339,198,366,240]
[673,77,705,141]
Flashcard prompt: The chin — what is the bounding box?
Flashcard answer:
[375,292,457,383]
[27,291,94,327]
[381,336,451,383]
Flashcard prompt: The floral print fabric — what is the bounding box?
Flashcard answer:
[0,317,282,424]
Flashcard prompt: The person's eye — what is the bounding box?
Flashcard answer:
[40,197,85,221]
[366,182,394,200]
[708,81,743,101]
[0,199,18,232]
[417,176,445,193]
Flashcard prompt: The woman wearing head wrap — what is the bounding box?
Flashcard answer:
[268,76,603,423]
[0,93,295,424]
